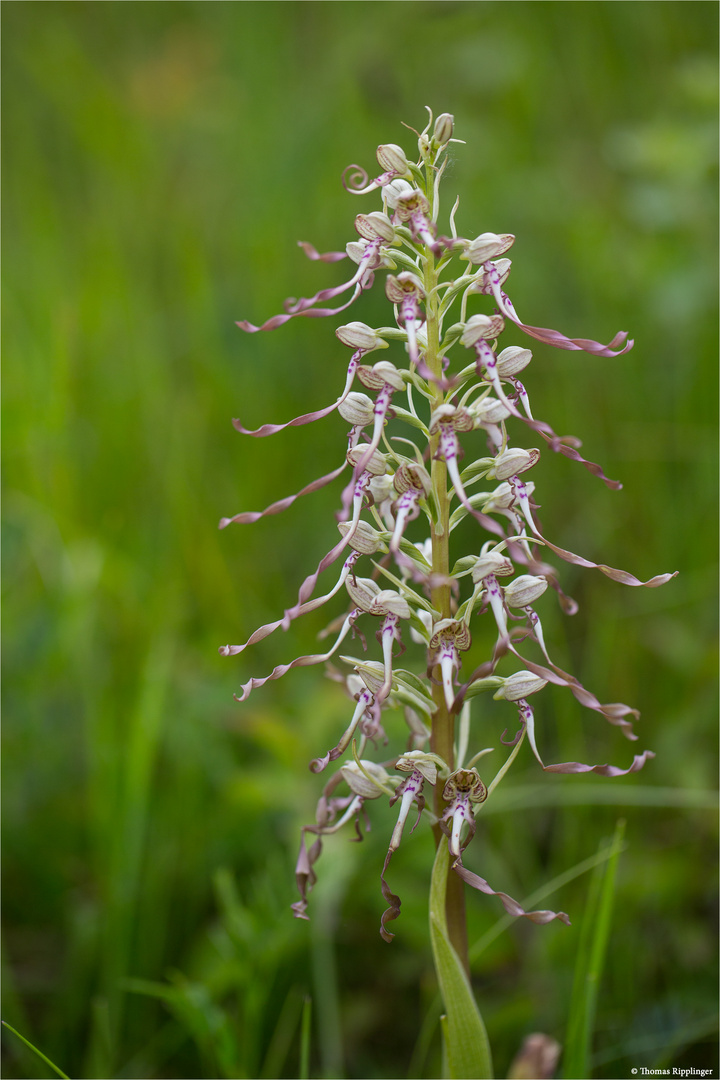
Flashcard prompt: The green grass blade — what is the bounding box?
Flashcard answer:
[1,1020,71,1080]
[299,995,312,1080]
[562,819,626,1079]
[429,839,494,1080]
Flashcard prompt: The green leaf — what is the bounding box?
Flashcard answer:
[429,840,494,1079]
[562,819,626,1079]
[1,1021,71,1080]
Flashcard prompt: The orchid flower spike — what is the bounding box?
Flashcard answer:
[220,111,677,943]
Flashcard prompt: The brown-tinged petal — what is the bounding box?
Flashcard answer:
[451,856,571,925]
[218,460,347,528]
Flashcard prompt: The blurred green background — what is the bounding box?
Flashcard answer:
[3,2,717,1078]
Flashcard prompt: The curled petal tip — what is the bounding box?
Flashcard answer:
[219,644,241,656]
[297,241,347,263]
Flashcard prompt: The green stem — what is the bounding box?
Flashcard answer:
[423,160,471,977]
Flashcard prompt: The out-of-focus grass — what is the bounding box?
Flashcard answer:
[2,3,717,1078]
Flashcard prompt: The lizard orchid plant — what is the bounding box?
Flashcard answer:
[219,109,676,1075]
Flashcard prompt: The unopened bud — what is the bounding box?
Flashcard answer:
[503,574,548,608]
[368,474,395,505]
[465,232,515,263]
[356,360,406,392]
[338,519,384,554]
[393,462,432,496]
[345,575,381,612]
[346,445,388,475]
[460,314,505,347]
[497,345,533,376]
[372,590,412,618]
[494,671,547,701]
[433,112,454,146]
[376,143,409,174]
[336,321,388,352]
[354,211,396,242]
[470,396,512,425]
[338,392,374,426]
[489,447,540,481]
[341,759,390,798]
[471,549,514,583]
[396,750,445,784]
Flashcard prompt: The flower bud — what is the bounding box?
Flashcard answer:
[338,519,384,554]
[344,659,385,694]
[494,671,547,701]
[368,474,395,505]
[470,396,512,425]
[345,575,381,612]
[460,314,505,347]
[496,345,533,376]
[396,750,445,784]
[336,322,388,351]
[356,360,405,392]
[393,462,432,496]
[503,574,548,608]
[341,759,390,798]
[433,112,454,146]
[464,232,515,263]
[354,211,396,242]
[482,480,535,512]
[469,258,513,294]
[489,447,540,481]
[377,143,409,174]
[471,549,514,583]
[346,445,388,475]
[372,590,412,619]
[338,391,374,426]
[345,238,392,269]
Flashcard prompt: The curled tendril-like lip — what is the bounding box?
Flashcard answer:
[450,853,571,926]
[516,699,656,776]
[218,551,360,661]
[237,241,382,333]
[489,277,633,358]
[231,351,364,438]
[508,477,678,588]
[218,459,347,528]
[342,163,402,195]
[229,608,362,704]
